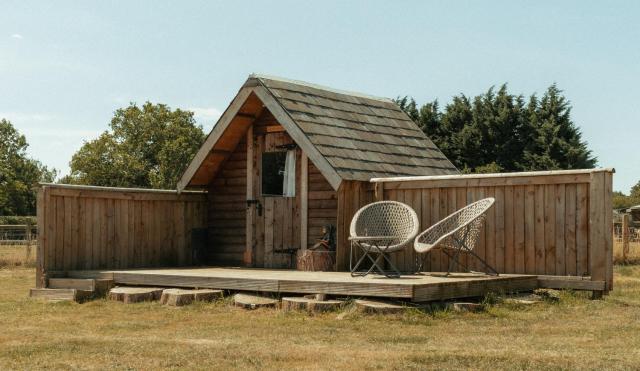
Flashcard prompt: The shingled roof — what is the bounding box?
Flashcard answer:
[178,74,459,191]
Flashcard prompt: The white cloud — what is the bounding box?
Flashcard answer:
[189,107,222,121]
[10,34,23,39]
[188,107,222,130]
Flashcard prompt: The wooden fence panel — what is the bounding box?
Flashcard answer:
[363,169,614,291]
[37,184,208,286]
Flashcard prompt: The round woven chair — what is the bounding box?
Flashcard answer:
[414,197,497,276]
[349,201,419,278]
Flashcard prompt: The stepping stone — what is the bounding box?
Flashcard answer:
[233,293,278,309]
[108,287,164,304]
[534,288,561,302]
[29,288,93,303]
[355,299,407,314]
[448,302,483,312]
[160,289,223,306]
[281,297,343,312]
[503,293,543,305]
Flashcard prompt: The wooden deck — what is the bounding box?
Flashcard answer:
[67,267,538,302]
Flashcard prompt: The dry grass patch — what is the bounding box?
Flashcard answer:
[0,244,35,268]
[1,266,640,369]
[613,240,640,265]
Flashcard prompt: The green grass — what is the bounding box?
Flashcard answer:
[1,266,640,370]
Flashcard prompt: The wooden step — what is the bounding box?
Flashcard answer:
[234,293,278,309]
[281,297,344,312]
[49,278,96,291]
[160,289,223,306]
[29,288,93,302]
[48,278,114,296]
[108,287,164,304]
[355,299,407,314]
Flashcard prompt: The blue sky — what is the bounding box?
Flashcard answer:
[1,1,638,192]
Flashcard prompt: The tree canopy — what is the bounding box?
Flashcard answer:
[613,180,640,209]
[396,84,597,173]
[0,119,56,215]
[63,102,205,189]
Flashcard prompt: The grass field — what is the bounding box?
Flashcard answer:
[1,265,640,370]
[0,244,35,268]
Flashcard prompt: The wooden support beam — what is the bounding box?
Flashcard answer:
[245,125,255,267]
[300,153,308,250]
[622,213,630,262]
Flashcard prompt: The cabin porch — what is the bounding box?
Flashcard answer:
[63,266,540,302]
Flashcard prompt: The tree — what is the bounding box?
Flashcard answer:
[0,119,57,215]
[631,180,640,199]
[396,84,597,173]
[65,102,205,189]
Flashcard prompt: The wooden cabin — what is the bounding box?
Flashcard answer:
[177,74,459,269]
[33,75,614,299]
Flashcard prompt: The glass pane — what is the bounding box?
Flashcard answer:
[261,151,287,196]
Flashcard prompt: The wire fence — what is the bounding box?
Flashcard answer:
[0,224,37,245]
[614,225,640,243]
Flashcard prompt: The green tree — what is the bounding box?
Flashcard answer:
[0,119,57,215]
[397,84,597,173]
[65,102,205,189]
[630,180,640,199]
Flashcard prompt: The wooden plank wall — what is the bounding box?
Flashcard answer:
[208,139,247,265]
[36,185,207,287]
[335,181,374,271]
[341,169,613,291]
[307,163,338,249]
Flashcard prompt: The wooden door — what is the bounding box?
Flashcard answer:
[248,130,301,268]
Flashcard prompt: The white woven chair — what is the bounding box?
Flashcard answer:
[414,198,498,276]
[349,201,419,277]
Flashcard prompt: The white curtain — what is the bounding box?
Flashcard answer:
[283,150,296,197]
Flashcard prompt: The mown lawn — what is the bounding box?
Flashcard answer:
[1,265,640,370]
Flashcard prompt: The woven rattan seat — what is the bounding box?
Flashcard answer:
[349,201,419,277]
[414,198,497,276]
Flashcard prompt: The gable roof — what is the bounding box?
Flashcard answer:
[178,74,459,192]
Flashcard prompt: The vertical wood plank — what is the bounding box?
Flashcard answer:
[604,171,613,290]
[84,198,93,269]
[299,152,308,252]
[264,197,274,268]
[544,185,556,275]
[456,187,467,271]
[408,189,422,273]
[47,192,56,272]
[589,172,606,289]
[36,187,45,287]
[420,188,431,272]
[245,125,255,267]
[475,187,487,271]
[576,183,589,276]
[514,186,526,273]
[335,182,348,271]
[63,196,73,271]
[504,186,514,273]
[76,197,84,270]
[534,185,545,275]
[555,184,566,275]
[429,189,440,272]
[55,196,65,270]
[494,186,505,273]
[565,184,577,275]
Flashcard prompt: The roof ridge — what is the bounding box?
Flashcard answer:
[249,73,395,104]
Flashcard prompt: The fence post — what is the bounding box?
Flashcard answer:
[25,219,32,262]
[622,213,630,262]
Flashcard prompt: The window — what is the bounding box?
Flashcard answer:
[261,150,296,197]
